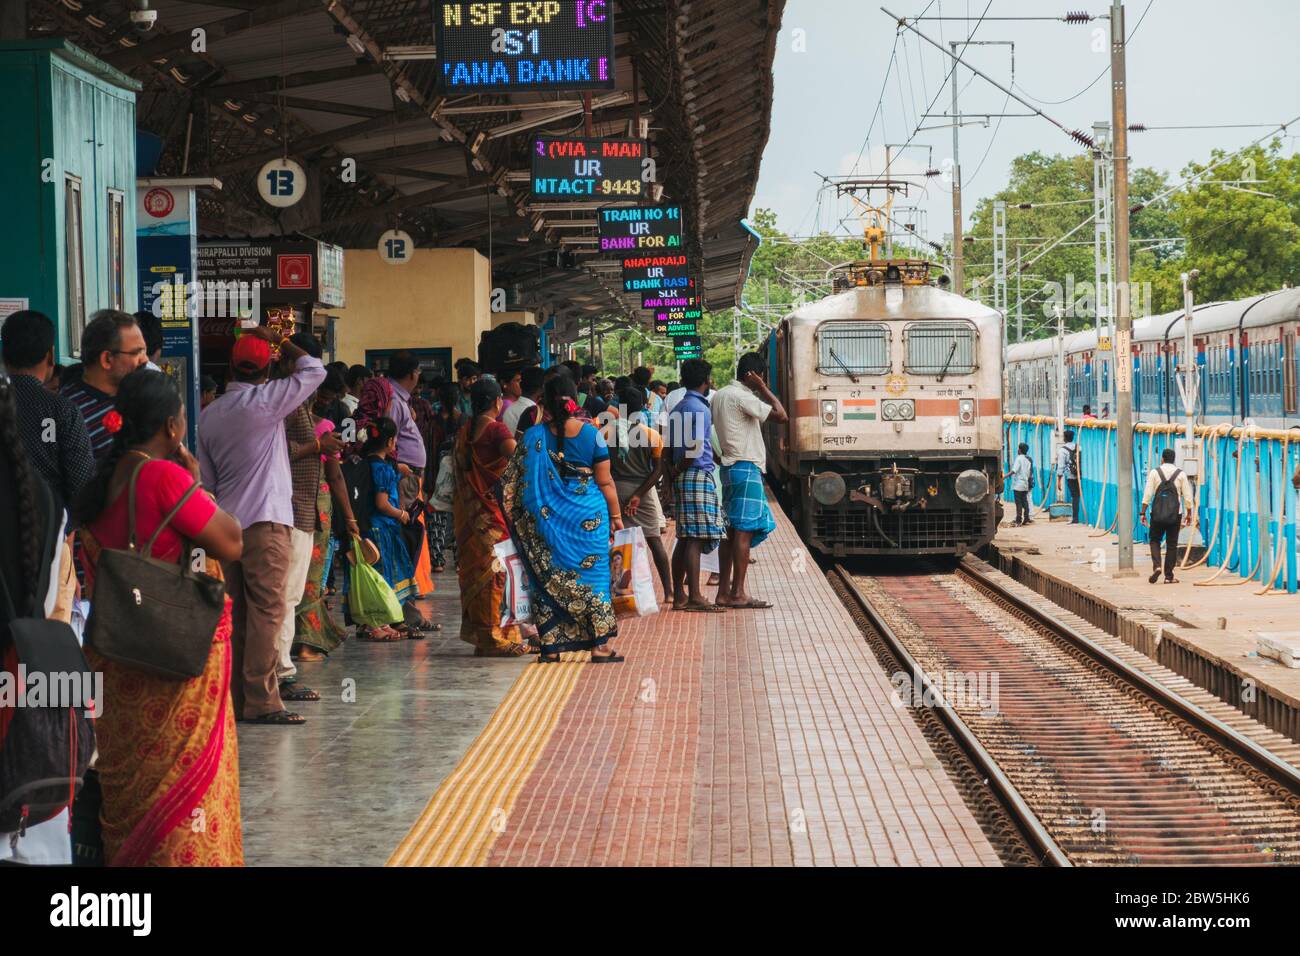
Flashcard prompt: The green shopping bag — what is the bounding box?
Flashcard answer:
[348,536,404,626]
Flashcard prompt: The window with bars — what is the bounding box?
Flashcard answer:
[904,322,977,376]
[816,322,891,376]
[107,190,125,311]
[64,176,86,354]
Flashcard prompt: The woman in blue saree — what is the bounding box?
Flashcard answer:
[502,373,625,663]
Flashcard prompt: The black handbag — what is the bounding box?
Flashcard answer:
[84,458,225,681]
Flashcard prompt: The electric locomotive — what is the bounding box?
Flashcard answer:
[763,258,1004,556]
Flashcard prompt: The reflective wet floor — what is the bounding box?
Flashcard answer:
[236,583,527,866]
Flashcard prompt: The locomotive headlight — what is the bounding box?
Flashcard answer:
[821,400,838,425]
[958,398,976,425]
[883,402,899,421]
[955,469,991,503]
[811,472,847,506]
[898,400,915,421]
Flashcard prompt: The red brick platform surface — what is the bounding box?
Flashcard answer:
[401,495,1001,867]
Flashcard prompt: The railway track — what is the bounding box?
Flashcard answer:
[833,560,1300,866]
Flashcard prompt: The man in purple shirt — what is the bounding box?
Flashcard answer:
[198,327,325,725]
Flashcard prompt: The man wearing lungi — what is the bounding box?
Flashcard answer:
[667,359,727,612]
[711,352,788,609]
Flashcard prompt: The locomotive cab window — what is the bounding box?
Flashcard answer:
[816,321,891,376]
[904,321,977,376]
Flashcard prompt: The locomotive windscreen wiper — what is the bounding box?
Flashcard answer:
[828,346,859,383]
[937,341,958,383]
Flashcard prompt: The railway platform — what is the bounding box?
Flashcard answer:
[240,497,1001,868]
[990,517,1300,744]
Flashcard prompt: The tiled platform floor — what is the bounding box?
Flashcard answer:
[389,497,1001,867]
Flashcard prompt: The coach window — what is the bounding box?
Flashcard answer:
[904,321,977,376]
[1284,333,1297,415]
[817,322,891,375]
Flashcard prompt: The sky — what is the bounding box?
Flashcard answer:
[751,0,1300,244]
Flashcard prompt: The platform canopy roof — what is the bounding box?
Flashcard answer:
[29,0,783,338]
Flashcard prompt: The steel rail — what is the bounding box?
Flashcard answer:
[955,559,1300,796]
[832,565,1071,867]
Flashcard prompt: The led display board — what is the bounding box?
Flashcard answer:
[531,136,646,200]
[621,253,690,292]
[597,205,683,253]
[658,319,699,337]
[435,1,615,93]
[641,292,697,310]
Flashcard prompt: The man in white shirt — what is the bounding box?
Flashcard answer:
[1139,448,1194,584]
[504,366,545,436]
[710,352,788,609]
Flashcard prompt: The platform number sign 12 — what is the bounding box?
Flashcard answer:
[257,158,307,208]
[378,229,414,266]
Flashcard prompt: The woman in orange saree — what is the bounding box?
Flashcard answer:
[77,370,246,866]
[453,378,525,657]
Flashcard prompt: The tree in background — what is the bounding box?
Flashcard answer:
[1133,141,1300,312]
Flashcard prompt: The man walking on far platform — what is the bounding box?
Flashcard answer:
[711,352,787,609]
[1056,429,1081,524]
[1139,448,1194,584]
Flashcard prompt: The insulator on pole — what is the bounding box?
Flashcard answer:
[1063,11,1094,23]
[1128,123,1147,132]
[1069,128,1097,149]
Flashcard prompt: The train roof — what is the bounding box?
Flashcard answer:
[786,283,1002,328]
[1006,287,1300,362]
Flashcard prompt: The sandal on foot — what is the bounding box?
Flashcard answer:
[279,683,320,702]
[681,602,727,613]
[537,654,562,664]
[242,710,306,726]
[357,625,403,642]
[1149,571,1161,584]
[590,651,625,663]
[476,643,529,658]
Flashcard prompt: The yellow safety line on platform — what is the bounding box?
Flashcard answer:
[387,660,584,867]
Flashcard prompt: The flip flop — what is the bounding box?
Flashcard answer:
[590,651,625,663]
[241,710,306,726]
[1149,572,1161,584]
[279,683,320,702]
[730,600,773,609]
[681,602,727,613]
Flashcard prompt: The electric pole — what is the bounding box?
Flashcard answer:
[950,41,964,294]
[1111,0,1136,573]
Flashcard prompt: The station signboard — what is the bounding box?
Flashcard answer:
[597,205,682,254]
[674,343,703,361]
[621,253,690,293]
[435,1,616,93]
[531,136,646,200]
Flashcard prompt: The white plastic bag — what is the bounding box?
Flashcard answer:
[494,538,532,627]
[670,538,721,574]
[610,527,659,618]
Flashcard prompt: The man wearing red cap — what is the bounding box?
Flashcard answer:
[198,326,326,725]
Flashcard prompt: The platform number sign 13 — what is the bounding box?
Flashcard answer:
[257,158,307,208]
[378,229,414,266]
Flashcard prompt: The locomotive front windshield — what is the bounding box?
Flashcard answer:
[817,321,891,376]
[904,321,977,376]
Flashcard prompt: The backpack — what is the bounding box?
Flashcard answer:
[1062,442,1079,479]
[0,482,95,833]
[1027,456,1036,491]
[1150,466,1183,525]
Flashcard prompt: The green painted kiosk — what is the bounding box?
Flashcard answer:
[0,39,140,360]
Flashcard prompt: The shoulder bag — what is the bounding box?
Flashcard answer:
[85,459,225,680]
